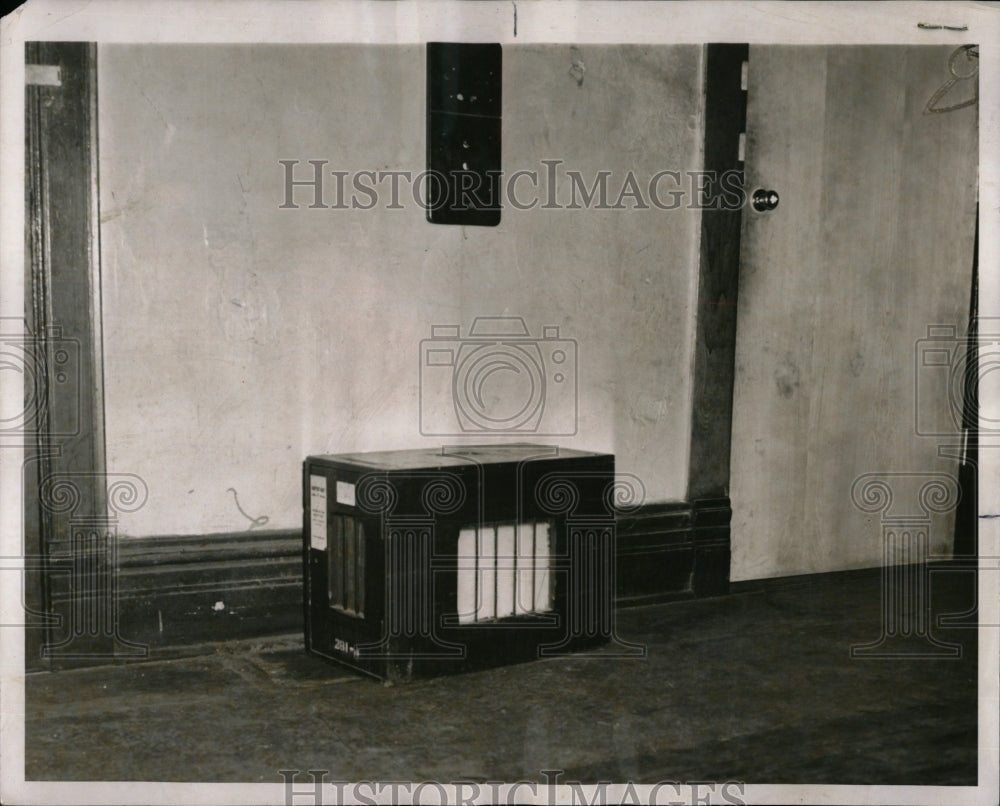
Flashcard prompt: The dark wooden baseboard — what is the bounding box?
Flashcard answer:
[114,530,303,649]
[47,498,732,655]
[615,497,731,605]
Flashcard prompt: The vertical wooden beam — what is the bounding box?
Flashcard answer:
[687,44,748,501]
[953,210,978,559]
[24,42,107,668]
[23,42,49,673]
[685,44,748,595]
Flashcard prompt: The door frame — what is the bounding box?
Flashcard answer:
[24,41,107,670]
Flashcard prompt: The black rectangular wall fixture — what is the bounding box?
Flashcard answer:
[426,42,502,226]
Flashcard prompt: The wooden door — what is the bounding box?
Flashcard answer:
[730,46,978,581]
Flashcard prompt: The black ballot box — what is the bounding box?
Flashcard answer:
[302,444,617,682]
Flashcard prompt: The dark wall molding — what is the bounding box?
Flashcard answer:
[616,497,731,605]
[104,500,731,653]
[686,43,749,500]
[109,530,303,650]
[25,42,107,670]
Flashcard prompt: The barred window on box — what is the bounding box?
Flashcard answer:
[456,521,553,624]
[328,515,365,617]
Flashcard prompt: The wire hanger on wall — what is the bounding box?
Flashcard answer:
[925,44,979,114]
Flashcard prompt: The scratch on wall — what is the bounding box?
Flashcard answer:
[227,487,270,529]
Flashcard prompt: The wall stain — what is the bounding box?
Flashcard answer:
[569,46,586,87]
[774,355,800,399]
[847,350,865,377]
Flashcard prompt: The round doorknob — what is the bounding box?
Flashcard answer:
[751,189,780,212]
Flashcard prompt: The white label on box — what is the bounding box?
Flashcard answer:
[309,474,327,550]
[336,480,356,507]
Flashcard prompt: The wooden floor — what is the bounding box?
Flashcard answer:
[25,563,978,786]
